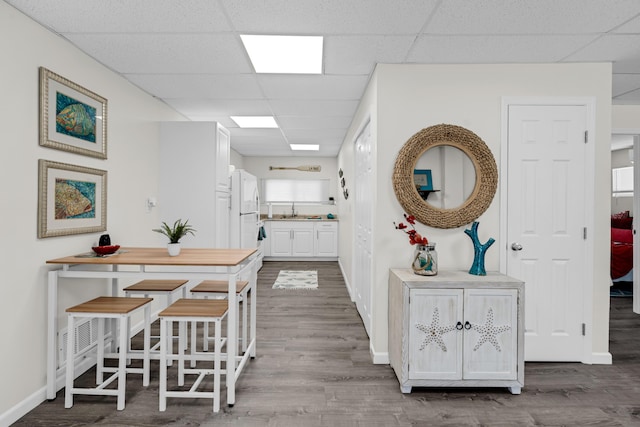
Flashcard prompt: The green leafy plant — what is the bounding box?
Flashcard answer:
[152,219,196,244]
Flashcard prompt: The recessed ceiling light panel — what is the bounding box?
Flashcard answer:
[241,35,323,74]
[290,144,319,151]
[230,116,278,128]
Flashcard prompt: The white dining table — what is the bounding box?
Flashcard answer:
[45,247,258,406]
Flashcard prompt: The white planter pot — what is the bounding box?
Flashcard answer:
[167,243,181,256]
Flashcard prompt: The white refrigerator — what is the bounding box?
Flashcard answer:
[229,170,263,267]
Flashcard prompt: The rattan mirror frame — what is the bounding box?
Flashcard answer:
[392,124,498,229]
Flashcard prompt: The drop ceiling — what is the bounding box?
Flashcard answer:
[6,0,640,157]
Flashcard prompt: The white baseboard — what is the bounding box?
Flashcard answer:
[589,352,613,365]
[370,344,390,365]
[0,386,46,427]
[338,258,354,301]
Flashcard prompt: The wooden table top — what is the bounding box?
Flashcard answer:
[46,247,257,267]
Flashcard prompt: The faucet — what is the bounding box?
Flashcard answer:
[291,202,296,218]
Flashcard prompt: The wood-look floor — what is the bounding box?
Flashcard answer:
[14,262,640,426]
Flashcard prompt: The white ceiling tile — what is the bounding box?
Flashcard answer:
[164,99,272,116]
[614,14,640,33]
[258,75,369,100]
[565,34,640,73]
[64,34,251,74]
[6,0,231,33]
[269,100,359,116]
[277,116,352,130]
[220,0,439,34]
[285,129,348,141]
[425,0,640,34]
[613,87,640,104]
[407,34,601,63]
[324,35,415,74]
[125,74,262,99]
[612,74,640,97]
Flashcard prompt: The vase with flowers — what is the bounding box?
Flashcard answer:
[394,213,437,276]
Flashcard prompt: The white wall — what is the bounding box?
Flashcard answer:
[611,105,640,216]
[339,62,612,360]
[0,3,184,421]
[242,156,339,217]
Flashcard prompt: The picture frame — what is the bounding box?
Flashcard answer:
[413,169,434,191]
[38,159,107,238]
[39,67,107,159]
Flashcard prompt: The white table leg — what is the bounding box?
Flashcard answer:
[227,272,237,406]
[250,261,257,358]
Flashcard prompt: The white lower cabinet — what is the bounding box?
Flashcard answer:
[266,221,338,259]
[269,221,314,257]
[315,222,338,257]
[389,269,524,394]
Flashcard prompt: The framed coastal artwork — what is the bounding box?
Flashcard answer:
[38,159,107,238]
[39,67,107,159]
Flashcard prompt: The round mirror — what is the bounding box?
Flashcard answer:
[414,145,476,209]
[393,124,498,229]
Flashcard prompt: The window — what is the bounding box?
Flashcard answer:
[612,166,633,197]
[262,179,330,204]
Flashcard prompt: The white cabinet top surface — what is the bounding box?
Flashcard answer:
[390,269,523,288]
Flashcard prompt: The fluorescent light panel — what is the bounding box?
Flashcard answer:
[230,116,278,128]
[290,144,319,151]
[241,35,323,74]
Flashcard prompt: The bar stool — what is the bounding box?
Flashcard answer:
[190,280,250,356]
[123,279,189,357]
[65,296,153,410]
[158,298,228,412]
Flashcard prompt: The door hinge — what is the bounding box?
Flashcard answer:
[584,130,588,143]
[582,323,586,336]
[583,227,587,240]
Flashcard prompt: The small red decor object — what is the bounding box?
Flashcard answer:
[92,245,120,255]
[394,213,428,245]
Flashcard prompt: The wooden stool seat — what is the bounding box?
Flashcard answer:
[159,298,229,413]
[65,296,153,411]
[66,296,153,314]
[159,298,229,318]
[191,280,249,294]
[123,279,189,293]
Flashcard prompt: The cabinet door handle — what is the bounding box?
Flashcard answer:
[464,321,471,330]
[456,321,463,330]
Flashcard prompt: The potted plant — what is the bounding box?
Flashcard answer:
[153,219,196,256]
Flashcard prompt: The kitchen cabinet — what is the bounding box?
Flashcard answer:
[269,221,314,257]
[159,122,230,248]
[265,220,339,259]
[315,222,338,257]
[388,269,524,394]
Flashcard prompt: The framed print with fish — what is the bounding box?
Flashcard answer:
[39,67,107,159]
[38,159,107,238]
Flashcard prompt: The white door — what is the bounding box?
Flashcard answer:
[506,104,587,361]
[354,120,373,335]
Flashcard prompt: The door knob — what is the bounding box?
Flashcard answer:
[511,242,523,251]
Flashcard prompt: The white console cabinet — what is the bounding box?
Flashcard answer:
[388,269,524,394]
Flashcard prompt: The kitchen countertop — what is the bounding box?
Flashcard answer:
[261,214,338,221]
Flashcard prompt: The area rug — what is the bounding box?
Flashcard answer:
[272,270,318,290]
